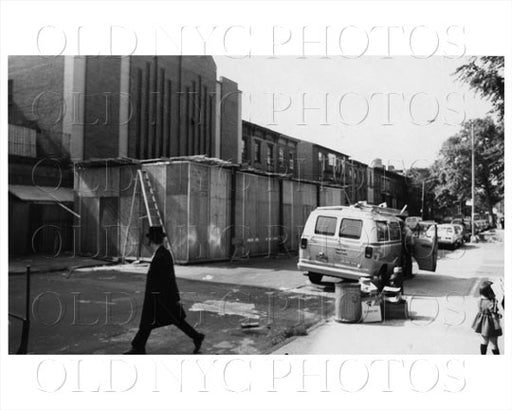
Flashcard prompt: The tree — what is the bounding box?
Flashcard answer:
[454,56,504,122]
[454,57,504,185]
[431,117,503,219]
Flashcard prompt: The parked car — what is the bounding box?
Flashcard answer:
[297,203,438,284]
[451,218,471,242]
[437,224,463,249]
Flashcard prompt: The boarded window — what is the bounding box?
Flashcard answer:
[339,218,363,239]
[314,216,337,236]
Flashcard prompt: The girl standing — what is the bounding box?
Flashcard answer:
[472,280,503,355]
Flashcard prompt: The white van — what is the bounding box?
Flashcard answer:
[298,203,438,284]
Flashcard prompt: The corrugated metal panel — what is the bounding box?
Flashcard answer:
[319,186,343,206]
[236,172,280,257]
[166,162,190,263]
[99,197,119,257]
[282,180,317,251]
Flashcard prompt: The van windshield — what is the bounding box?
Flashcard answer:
[339,218,362,239]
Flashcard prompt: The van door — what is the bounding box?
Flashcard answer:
[412,222,438,272]
[336,217,365,269]
[308,215,338,266]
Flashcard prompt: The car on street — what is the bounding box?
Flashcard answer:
[297,203,438,284]
[451,218,471,242]
[437,223,463,249]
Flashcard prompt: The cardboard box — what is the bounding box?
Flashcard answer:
[361,297,382,323]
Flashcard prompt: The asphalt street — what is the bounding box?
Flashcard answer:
[8,239,503,355]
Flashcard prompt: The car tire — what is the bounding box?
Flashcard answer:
[308,272,323,284]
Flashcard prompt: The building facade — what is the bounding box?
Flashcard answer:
[367,162,408,209]
[241,121,299,175]
[8,56,242,163]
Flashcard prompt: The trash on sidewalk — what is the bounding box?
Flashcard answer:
[334,282,361,323]
[333,277,409,324]
[361,295,382,323]
[383,299,408,320]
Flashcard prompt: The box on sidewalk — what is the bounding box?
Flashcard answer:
[361,296,382,323]
[382,299,408,320]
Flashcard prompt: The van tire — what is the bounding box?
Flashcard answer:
[308,272,323,284]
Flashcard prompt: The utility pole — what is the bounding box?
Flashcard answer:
[421,180,425,219]
[471,122,476,242]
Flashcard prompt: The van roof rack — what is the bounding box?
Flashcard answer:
[352,201,408,218]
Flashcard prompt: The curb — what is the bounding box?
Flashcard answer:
[9,261,119,276]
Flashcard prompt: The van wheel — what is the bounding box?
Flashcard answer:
[308,272,323,284]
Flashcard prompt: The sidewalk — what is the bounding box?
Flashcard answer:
[272,295,505,354]
[8,254,115,274]
[273,241,505,355]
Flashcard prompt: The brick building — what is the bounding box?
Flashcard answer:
[241,121,299,175]
[8,55,242,255]
[367,159,408,209]
[8,84,74,254]
[8,56,241,163]
[296,141,351,185]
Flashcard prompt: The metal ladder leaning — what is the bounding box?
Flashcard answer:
[122,169,168,261]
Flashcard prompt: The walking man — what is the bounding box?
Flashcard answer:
[125,226,205,354]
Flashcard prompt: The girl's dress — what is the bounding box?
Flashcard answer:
[472,297,503,337]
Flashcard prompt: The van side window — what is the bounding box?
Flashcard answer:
[389,222,401,241]
[339,218,363,239]
[376,221,389,241]
[314,216,337,236]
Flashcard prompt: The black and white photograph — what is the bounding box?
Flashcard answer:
[1,1,511,410]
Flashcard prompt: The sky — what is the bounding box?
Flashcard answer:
[215,56,494,168]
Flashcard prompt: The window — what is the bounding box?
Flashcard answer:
[376,221,389,242]
[254,140,261,163]
[267,143,274,166]
[382,176,390,192]
[318,152,325,172]
[289,152,294,170]
[315,216,337,236]
[328,153,336,167]
[278,148,284,168]
[389,222,401,241]
[241,139,247,162]
[339,218,363,239]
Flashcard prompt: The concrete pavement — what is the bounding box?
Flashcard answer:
[273,242,504,354]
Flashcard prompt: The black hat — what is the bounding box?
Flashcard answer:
[146,226,166,244]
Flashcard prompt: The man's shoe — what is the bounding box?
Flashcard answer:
[193,333,205,354]
[124,347,146,354]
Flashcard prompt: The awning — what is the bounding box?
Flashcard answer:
[9,184,74,203]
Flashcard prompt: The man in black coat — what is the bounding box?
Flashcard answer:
[125,226,205,354]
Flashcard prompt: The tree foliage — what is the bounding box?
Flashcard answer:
[431,117,503,215]
[454,56,504,122]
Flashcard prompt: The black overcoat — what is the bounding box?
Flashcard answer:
[139,245,186,328]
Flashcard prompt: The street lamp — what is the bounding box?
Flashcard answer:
[421,176,437,220]
[470,123,477,242]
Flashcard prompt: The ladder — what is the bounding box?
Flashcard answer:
[122,169,168,261]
